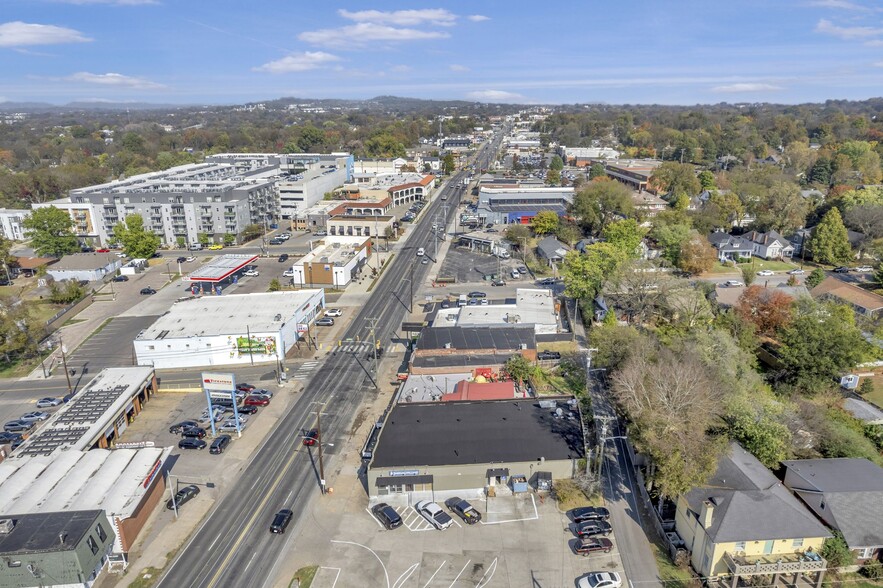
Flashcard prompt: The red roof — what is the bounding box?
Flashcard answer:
[388,182,423,193]
[442,381,516,402]
[418,175,435,186]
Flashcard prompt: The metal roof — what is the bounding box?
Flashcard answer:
[185,254,258,283]
[0,509,103,555]
[416,325,535,351]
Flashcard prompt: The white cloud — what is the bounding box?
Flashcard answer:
[255,51,341,73]
[873,61,883,66]
[466,90,525,102]
[0,21,92,47]
[467,15,490,22]
[338,8,457,26]
[449,64,470,72]
[711,82,783,93]
[815,18,883,39]
[865,39,883,46]
[51,0,158,5]
[66,72,165,89]
[299,23,448,48]
[810,0,871,10]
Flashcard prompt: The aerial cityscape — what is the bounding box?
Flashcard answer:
[0,2,883,588]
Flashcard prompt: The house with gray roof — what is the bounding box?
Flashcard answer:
[46,252,121,283]
[742,230,794,260]
[708,231,754,262]
[674,443,830,582]
[536,236,569,267]
[783,458,883,561]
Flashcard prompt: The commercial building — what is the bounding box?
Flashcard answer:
[46,253,121,283]
[475,186,574,225]
[433,289,559,335]
[183,254,258,294]
[386,175,435,206]
[134,290,325,369]
[0,209,29,241]
[274,153,352,219]
[604,159,662,192]
[0,510,115,587]
[398,372,522,403]
[410,325,536,375]
[327,214,395,239]
[352,158,408,175]
[441,136,472,150]
[290,237,371,288]
[367,397,584,497]
[346,173,435,207]
[558,146,621,165]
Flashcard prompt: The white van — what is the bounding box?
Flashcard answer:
[189,243,203,251]
[416,248,425,256]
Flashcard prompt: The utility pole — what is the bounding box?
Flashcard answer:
[409,260,415,312]
[595,415,616,481]
[246,325,254,366]
[366,317,380,390]
[60,337,72,395]
[313,402,327,494]
[165,261,172,283]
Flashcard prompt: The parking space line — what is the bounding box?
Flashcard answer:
[365,507,385,529]
[479,494,539,525]
[476,557,498,588]
[393,563,419,588]
[448,560,471,587]
[318,567,341,588]
[422,561,446,588]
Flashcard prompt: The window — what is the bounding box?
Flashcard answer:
[735,542,747,553]
[87,535,99,555]
[95,523,107,542]
[148,346,155,351]
[793,538,804,549]
[859,547,874,559]
[820,501,826,511]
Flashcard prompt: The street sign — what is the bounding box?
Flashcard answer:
[202,372,235,392]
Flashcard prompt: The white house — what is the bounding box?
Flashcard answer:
[742,230,794,260]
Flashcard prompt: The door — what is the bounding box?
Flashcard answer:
[763,540,775,555]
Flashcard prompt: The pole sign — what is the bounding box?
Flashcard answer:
[201,372,237,438]
[202,373,235,392]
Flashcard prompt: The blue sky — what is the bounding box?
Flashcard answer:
[2,0,883,105]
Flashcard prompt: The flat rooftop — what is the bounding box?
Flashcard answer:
[185,254,258,283]
[412,353,517,370]
[416,325,536,351]
[298,238,368,266]
[436,290,557,329]
[17,367,155,457]
[370,397,584,468]
[399,372,471,403]
[137,291,323,340]
[0,509,103,555]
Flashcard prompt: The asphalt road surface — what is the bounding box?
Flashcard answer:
[157,167,473,588]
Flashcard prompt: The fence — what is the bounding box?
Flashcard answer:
[45,295,93,330]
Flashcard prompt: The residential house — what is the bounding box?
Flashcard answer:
[536,236,570,267]
[783,458,883,562]
[631,191,668,217]
[674,443,830,583]
[743,230,794,260]
[708,232,754,262]
[716,155,741,170]
[811,277,883,317]
[790,227,864,258]
[46,253,122,283]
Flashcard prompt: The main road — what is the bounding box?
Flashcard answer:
[156,162,479,587]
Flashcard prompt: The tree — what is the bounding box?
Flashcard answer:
[751,181,809,234]
[504,224,531,247]
[364,133,405,158]
[442,153,456,174]
[545,169,561,186]
[268,278,281,292]
[649,211,693,265]
[741,266,756,286]
[561,243,627,301]
[240,224,263,242]
[531,211,559,236]
[677,233,716,275]
[555,220,582,246]
[176,236,186,249]
[572,180,634,232]
[806,268,826,288]
[697,170,716,191]
[549,155,563,171]
[735,285,794,336]
[504,355,532,385]
[604,261,667,324]
[649,162,701,200]
[0,296,42,363]
[48,279,85,304]
[602,219,646,258]
[197,232,210,246]
[723,392,791,468]
[777,301,868,392]
[22,206,79,258]
[223,233,236,246]
[113,214,160,258]
[808,208,852,265]
[588,163,606,180]
[820,531,855,569]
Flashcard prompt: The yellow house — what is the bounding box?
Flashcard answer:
[674,444,830,587]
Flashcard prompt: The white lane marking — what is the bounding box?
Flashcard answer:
[366,507,385,529]
[448,560,471,587]
[393,563,420,588]
[330,540,390,588]
[422,561,446,588]
[242,551,258,577]
[475,557,498,588]
[319,567,341,588]
[479,495,539,525]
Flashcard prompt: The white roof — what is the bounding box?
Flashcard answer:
[137,290,324,340]
[435,289,557,329]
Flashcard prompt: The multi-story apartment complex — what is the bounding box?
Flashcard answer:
[0,208,29,241]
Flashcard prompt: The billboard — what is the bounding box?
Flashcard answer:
[202,372,235,392]
[234,336,277,356]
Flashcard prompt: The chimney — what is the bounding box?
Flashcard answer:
[700,498,716,529]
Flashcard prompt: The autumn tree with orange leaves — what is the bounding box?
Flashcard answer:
[735,285,794,337]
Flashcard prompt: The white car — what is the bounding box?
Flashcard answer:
[36,397,62,408]
[756,270,774,276]
[415,500,453,530]
[416,248,425,257]
[723,280,745,287]
[282,269,294,278]
[579,572,623,588]
[243,269,259,277]
[185,256,196,263]
[20,411,50,422]
[787,268,805,275]
[854,266,874,272]
[324,308,342,317]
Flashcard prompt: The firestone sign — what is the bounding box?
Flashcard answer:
[202,372,235,392]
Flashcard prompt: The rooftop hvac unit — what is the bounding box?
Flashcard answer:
[0,519,14,534]
[443,343,451,349]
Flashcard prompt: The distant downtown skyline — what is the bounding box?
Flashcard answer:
[2,1,883,105]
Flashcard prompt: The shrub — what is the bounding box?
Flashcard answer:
[859,559,883,581]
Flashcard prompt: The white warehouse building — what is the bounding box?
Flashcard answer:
[133,291,325,369]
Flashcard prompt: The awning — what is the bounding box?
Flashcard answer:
[375,475,433,487]
[486,468,509,478]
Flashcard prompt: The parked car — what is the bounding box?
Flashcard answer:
[169,420,199,434]
[20,411,50,422]
[279,233,291,240]
[324,308,342,317]
[517,266,528,274]
[538,277,556,286]
[574,537,614,556]
[415,500,453,530]
[316,317,335,327]
[510,270,521,279]
[219,421,247,432]
[444,497,482,524]
[834,266,851,273]
[4,420,34,433]
[176,256,187,263]
[177,438,206,451]
[269,509,293,534]
[112,275,129,282]
[282,269,294,277]
[140,287,156,295]
[467,291,486,299]
[236,383,256,392]
[302,428,319,446]
[576,520,613,537]
[236,405,258,415]
[181,426,207,439]
[787,268,805,275]
[166,484,200,509]
[0,432,23,444]
[209,435,231,454]
[757,269,774,276]
[371,503,403,529]
[314,230,328,236]
[208,244,223,250]
[243,269,259,277]
[185,256,195,262]
[578,572,623,588]
[538,350,562,361]
[570,506,611,522]
[491,279,506,286]
[723,280,744,287]
[854,266,874,272]
[36,397,62,408]
[244,395,270,407]
[278,254,289,263]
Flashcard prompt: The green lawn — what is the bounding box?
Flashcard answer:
[710,259,800,274]
[865,376,883,408]
[290,566,318,588]
[651,543,695,588]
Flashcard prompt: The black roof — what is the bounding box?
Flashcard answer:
[416,325,535,351]
[0,510,104,555]
[412,353,514,369]
[370,397,585,468]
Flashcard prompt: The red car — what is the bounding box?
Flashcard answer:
[574,537,613,556]
[302,428,319,446]
[244,395,270,407]
[96,248,110,253]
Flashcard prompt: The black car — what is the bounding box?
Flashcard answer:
[269,238,284,245]
[169,420,199,434]
[269,509,293,533]
[371,503,403,530]
[178,438,206,450]
[181,426,206,439]
[575,537,613,555]
[833,266,851,273]
[364,347,384,361]
[570,506,611,523]
[467,291,486,298]
[538,278,556,286]
[209,435,231,454]
[112,275,129,282]
[176,256,187,263]
[166,484,200,510]
[444,497,482,524]
[236,405,258,415]
[236,383,256,392]
[278,253,289,263]
[140,287,156,295]
[0,432,23,444]
[576,520,613,537]
[538,350,562,361]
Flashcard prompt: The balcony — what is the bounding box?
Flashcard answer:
[723,551,826,577]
